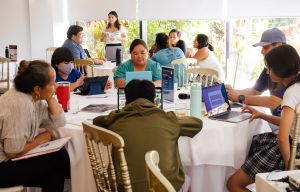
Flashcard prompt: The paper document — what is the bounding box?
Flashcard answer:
[12,136,72,161]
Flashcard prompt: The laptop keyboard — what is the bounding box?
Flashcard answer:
[214,111,241,119]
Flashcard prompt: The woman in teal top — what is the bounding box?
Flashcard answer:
[114,39,162,88]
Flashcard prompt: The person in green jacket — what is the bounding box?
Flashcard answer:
[93,80,202,191]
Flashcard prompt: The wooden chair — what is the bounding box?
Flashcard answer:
[0,186,23,192]
[171,58,197,88]
[288,103,300,170]
[145,150,176,192]
[82,122,132,192]
[186,67,219,88]
[74,59,94,77]
[45,47,57,63]
[0,57,10,94]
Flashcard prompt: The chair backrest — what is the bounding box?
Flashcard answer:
[186,67,219,88]
[145,150,176,192]
[0,57,10,94]
[288,103,300,170]
[74,59,94,77]
[45,47,57,63]
[171,58,197,88]
[82,122,132,192]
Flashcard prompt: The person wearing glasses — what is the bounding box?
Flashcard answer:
[62,25,105,65]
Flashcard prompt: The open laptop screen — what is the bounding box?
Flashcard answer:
[118,87,163,111]
[125,71,152,85]
[202,83,231,116]
[162,66,174,102]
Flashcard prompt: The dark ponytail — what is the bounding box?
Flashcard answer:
[208,44,214,51]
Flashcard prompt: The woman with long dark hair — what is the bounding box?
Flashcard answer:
[101,11,128,46]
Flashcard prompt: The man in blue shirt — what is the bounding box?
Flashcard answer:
[226,28,286,116]
[62,25,105,65]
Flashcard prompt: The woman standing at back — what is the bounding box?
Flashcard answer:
[101,11,127,48]
[192,34,225,82]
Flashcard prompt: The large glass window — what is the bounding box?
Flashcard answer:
[77,20,139,58]
[229,18,300,88]
[78,18,300,90]
[147,20,225,67]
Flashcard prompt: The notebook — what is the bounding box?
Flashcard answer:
[12,137,72,161]
[162,66,175,102]
[105,45,123,62]
[125,71,152,85]
[202,83,251,123]
[117,88,163,111]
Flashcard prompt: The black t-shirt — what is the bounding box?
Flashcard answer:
[253,68,286,116]
[174,40,186,54]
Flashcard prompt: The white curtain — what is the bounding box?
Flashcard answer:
[227,0,300,18]
[138,0,224,20]
[67,0,137,21]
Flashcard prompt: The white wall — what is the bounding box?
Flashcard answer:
[0,0,31,60]
[29,0,69,60]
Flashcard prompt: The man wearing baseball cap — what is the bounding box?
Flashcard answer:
[226,28,286,116]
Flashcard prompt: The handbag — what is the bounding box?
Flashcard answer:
[77,76,108,95]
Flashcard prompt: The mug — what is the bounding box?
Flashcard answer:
[56,81,70,112]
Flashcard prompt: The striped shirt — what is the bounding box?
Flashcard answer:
[0,88,66,162]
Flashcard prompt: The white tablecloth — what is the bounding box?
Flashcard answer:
[178,112,272,192]
[28,89,272,192]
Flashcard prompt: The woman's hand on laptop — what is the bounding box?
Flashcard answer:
[241,105,262,122]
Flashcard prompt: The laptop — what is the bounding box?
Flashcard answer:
[125,71,152,85]
[117,88,163,111]
[105,45,123,62]
[162,66,175,103]
[202,83,251,123]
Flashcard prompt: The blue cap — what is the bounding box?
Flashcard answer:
[253,28,286,47]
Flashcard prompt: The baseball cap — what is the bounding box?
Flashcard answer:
[253,28,286,47]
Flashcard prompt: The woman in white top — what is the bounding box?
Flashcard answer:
[192,34,225,82]
[101,11,127,45]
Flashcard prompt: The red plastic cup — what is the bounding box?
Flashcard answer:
[56,81,70,112]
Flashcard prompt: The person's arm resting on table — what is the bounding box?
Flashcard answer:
[177,116,202,137]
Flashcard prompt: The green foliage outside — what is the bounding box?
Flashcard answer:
[77,20,139,58]
[78,18,300,88]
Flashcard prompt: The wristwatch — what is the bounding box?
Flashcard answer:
[238,95,245,104]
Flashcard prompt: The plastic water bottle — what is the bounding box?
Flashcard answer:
[190,83,202,118]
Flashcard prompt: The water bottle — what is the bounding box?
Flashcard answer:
[5,46,9,58]
[190,83,202,118]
